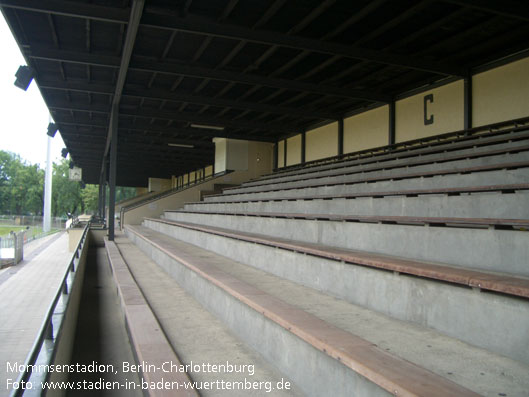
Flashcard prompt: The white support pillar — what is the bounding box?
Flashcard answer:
[43,134,52,232]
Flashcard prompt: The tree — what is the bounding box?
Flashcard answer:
[51,159,83,217]
[0,151,44,215]
[81,184,99,213]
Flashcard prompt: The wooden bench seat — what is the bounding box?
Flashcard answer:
[105,238,198,397]
[126,224,480,397]
[263,124,529,180]
[225,143,529,192]
[186,183,529,205]
[146,218,529,299]
[168,209,529,230]
[206,160,529,198]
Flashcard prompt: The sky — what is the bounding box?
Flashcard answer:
[0,12,66,167]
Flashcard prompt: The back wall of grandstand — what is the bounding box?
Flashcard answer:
[278,56,529,168]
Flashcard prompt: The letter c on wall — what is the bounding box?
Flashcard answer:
[424,94,434,125]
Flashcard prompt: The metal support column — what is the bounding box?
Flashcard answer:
[283,139,287,168]
[338,119,344,156]
[301,130,306,164]
[108,106,118,241]
[273,142,278,169]
[464,76,472,131]
[388,101,396,146]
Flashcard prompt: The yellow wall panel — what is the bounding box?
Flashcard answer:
[396,80,464,142]
[277,140,285,168]
[306,122,338,162]
[286,134,302,166]
[473,57,529,127]
[344,106,389,153]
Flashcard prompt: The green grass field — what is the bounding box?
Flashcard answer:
[0,225,51,238]
[0,226,27,236]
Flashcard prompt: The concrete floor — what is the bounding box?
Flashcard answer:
[67,246,142,397]
[0,232,71,393]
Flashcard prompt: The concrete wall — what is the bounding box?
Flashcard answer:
[473,57,529,127]
[214,137,228,173]
[344,106,389,152]
[123,146,273,226]
[286,134,302,166]
[148,177,172,192]
[273,57,529,165]
[396,80,464,142]
[48,232,90,397]
[306,122,338,162]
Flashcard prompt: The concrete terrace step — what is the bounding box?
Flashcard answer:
[238,137,529,189]
[148,217,529,298]
[260,127,529,181]
[224,150,529,195]
[104,237,197,397]
[184,185,529,219]
[125,224,529,397]
[172,210,529,230]
[163,209,529,276]
[204,164,529,202]
[111,235,300,397]
[141,218,529,365]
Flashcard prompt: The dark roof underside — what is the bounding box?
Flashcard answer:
[2,0,529,186]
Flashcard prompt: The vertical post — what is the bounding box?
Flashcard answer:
[43,134,52,232]
[338,118,344,156]
[283,139,287,168]
[301,130,306,164]
[388,101,396,146]
[273,142,278,169]
[464,76,472,131]
[98,173,104,218]
[108,106,118,241]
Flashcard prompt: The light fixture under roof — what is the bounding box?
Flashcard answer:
[190,123,225,131]
[168,143,194,148]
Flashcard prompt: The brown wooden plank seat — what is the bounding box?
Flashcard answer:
[125,224,480,397]
[206,160,529,199]
[261,120,529,181]
[224,143,529,192]
[186,183,529,205]
[145,218,529,299]
[105,238,198,397]
[168,209,529,230]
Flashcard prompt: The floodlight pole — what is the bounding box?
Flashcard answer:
[43,128,53,232]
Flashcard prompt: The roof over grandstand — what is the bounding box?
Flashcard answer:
[1,0,529,186]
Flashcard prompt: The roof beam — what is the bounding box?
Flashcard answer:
[131,58,390,103]
[0,0,129,23]
[139,13,467,76]
[442,0,529,21]
[55,119,276,142]
[28,46,388,102]
[40,80,340,120]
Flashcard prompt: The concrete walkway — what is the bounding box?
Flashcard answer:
[0,232,73,392]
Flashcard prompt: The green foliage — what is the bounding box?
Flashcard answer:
[81,184,99,213]
[0,151,44,215]
[0,150,139,217]
[51,159,83,217]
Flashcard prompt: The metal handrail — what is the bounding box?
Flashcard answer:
[119,170,234,228]
[9,224,89,397]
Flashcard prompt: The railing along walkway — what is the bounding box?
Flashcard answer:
[0,228,87,396]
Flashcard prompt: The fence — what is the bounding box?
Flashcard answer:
[0,230,25,266]
[0,215,66,229]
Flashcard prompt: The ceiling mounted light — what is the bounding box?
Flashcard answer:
[190,123,225,131]
[168,143,194,148]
